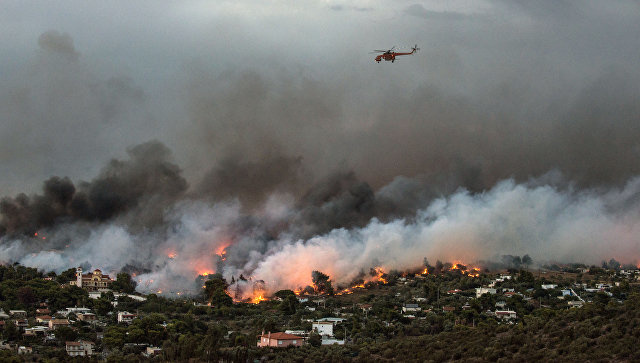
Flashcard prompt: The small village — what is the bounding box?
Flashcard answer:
[0,258,639,362]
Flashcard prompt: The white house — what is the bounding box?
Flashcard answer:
[312,321,334,337]
[476,287,497,298]
[495,310,517,321]
[403,303,421,313]
[117,311,137,324]
[541,284,558,290]
[66,341,95,357]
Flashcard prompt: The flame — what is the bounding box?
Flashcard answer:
[215,241,231,258]
[372,267,388,284]
[167,252,177,259]
[448,261,481,277]
[251,294,266,304]
[422,268,429,275]
[199,271,212,277]
[156,290,163,294]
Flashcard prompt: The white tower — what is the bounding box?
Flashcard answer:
[76,267,83,287]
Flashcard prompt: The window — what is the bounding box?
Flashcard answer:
[278,340,282,345]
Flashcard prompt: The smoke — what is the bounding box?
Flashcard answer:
[3,144,640,297]
[2,1,640,296]
[0,140,186,237]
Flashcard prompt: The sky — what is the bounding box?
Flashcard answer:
[1,1,640,294]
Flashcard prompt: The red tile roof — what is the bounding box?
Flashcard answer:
[261,332,302,340]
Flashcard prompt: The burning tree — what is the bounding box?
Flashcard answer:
[312,270,334,295]
[203,273,232,307]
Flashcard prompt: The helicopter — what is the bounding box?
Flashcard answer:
[372,44,419,63]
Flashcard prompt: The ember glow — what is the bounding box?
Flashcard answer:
[251,294,266,304]
[371,267,388,284]
[215,241,230,259]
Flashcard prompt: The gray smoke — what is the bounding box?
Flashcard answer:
[1,1,640,294]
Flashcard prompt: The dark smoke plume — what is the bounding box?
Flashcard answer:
[0,140,186,237]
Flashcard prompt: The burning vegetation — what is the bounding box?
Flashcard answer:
[193,259,487,304]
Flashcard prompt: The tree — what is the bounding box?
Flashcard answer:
[55,326,78,342]
[203,275,232,307]
[435,260,444,274]
[56,267,77,284]
[111,272,137,293]
[279,294,298,315]
[522,255,532,269]
[16,286,36,306]
[308,331,322,347]
[2,321,20,341]
[512,256,522,268]
[312,271,334,295]
[274,289,296,300]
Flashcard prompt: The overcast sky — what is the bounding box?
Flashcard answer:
[1,0,640,196]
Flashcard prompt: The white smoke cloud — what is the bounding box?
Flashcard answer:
[4,176,640,296]
[246,177,640,292]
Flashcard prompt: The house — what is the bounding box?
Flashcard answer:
[58,307,92,317]
[568,301,584,308]
[0,310,9,319]
[65,341,95,357]
[17,346,32,354]
[35,316,52,324]
[257,332,303,348]
[442,306,456,313]
[495,310,517,320]
[402,304,421,313]
[49,319,70,330]
[284,330,308,338]
[35,308,50,315]
[316,317,346,323]
[495,301,507,309]
[476,287,497,298]
[9,310,27,318]
[312,321,334,337]
[145,346,162,357]
[359,304,373,313]
[71,267,113,291]
[117,311,137,324]
[23,326,48,337]
[77,313,97,322]
[14,319,28,329]
[560,289,573,297]
[541,284,558,290]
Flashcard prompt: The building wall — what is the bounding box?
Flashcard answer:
[313,322,333,336]
[258,336,300,347]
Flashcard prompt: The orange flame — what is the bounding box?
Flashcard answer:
[215,241,231,257]
[372,267,388,284]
